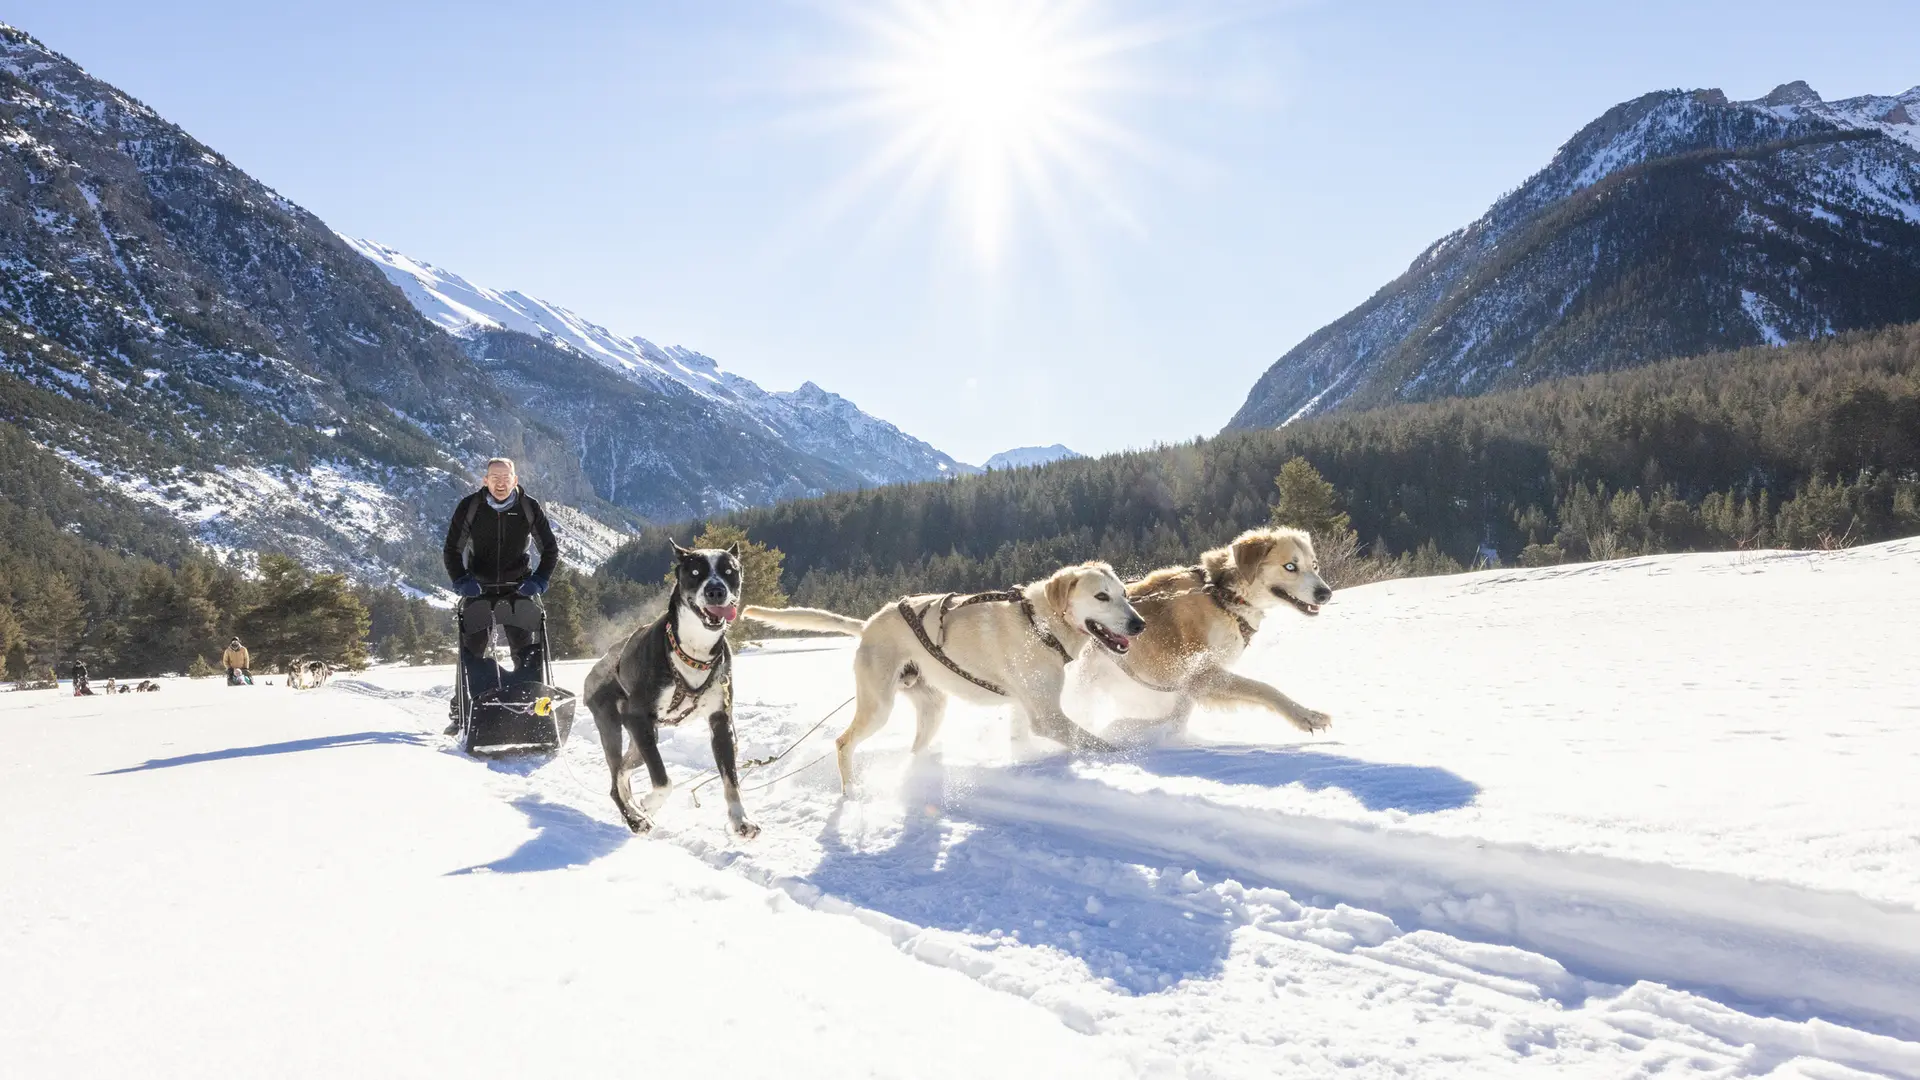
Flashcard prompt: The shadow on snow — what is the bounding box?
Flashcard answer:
[797,741,1479,994]
[802,754,1214,994]
[1123,741,1480,813]
[447,794,632,875]
[96,730,430,774]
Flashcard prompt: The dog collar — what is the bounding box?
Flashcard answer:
[1195,568,1259,645]
[665,615,722,671]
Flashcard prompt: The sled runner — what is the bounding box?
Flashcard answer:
[450,595,575,756]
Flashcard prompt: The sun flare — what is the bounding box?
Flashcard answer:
[906,8,1067,139]
[830,0,1153,265]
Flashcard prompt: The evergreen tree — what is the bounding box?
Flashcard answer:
[0,604,21,666]
[361,587,409,663]
[544,567,589,660]
[206,570,257,645]
[187,654,216,679]
[20,573,86,670]
[1396,540,1467,577]
[235,555,371,670]
[124,563,220,675]
[409,597,451,664]
[1270,457,1353,541]
[390,602,422,664]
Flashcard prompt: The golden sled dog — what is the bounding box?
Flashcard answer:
[744,562,1147,791]
[1090,527,1334,736]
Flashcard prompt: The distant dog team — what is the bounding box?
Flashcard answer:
[577,526,1335,834]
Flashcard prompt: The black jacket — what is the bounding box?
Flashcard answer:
[443,487,558,590]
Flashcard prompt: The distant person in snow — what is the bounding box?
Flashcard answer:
[223,638,251,685]
[443,457,558,728]
[70,658,93,697]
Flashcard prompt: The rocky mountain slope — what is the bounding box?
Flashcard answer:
[0,23,969,590]
[1228,82,1920,430]
[0,23,625,586]
[346,239,978,492]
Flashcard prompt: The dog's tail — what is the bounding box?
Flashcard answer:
[742,605,866,636]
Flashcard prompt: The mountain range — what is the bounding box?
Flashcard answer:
[983,444,1081,470]
[345,238,976,497]
[0,23,970,591]
[1227,81,1920,430]
[10,12,1919,595]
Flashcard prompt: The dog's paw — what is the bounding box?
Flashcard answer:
[641,784,674,812]
[729,816,761,840]
[1290,708,1333,734]
[622,812,654,835]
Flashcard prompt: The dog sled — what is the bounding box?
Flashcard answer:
[450,594,575,756]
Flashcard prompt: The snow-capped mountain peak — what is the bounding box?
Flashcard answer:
[1227,80,1920,431]
[984,445,1082,470]
[339,236,721,392]
[346,238,976,486]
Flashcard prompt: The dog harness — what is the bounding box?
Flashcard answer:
[895,587,1072,697]
[662,615,731,725]
[1203,579,1260,646]
[1132,566,1258,646]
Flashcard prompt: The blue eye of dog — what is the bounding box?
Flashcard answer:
[1284,562,1297,573]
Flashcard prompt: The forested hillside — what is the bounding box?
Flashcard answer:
[599,322,1920,614]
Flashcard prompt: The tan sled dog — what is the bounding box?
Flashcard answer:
[1084,527,1334,736]
[744,562,1146,791]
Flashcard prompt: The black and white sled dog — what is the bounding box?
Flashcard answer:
[583,541,757,838]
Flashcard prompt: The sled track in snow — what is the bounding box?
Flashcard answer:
[326,679,438,702]
[635,754,1920,1076]
[366,679,1920,1075]
[955,763,1920,1039]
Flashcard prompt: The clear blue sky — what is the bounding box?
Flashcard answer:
[17,1,1919,463]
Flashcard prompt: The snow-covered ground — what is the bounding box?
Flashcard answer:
[6,540,1919,1078]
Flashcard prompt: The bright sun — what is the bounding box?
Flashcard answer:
[832,0,1148,265]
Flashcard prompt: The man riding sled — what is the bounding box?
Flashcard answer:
[442,457,559,733]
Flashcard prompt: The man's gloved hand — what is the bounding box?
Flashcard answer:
[453,575,483,598]
[516,577,549,598]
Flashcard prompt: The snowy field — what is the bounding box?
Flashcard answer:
[5,540,1920,1078]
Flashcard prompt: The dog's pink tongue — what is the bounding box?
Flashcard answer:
[709,604,739,623]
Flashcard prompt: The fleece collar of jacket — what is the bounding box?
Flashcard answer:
[485,488,521,512]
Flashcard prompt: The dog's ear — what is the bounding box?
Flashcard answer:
[727,541,742,558]
[1044,567,1078,616]
[670,539,690,558]
[1231,533,1276,578]
[1198,546,1230,580]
